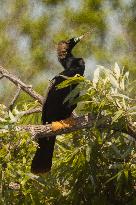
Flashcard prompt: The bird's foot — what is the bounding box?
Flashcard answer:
[51,117,76,131]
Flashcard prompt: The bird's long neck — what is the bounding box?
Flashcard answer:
[58,53,75,70]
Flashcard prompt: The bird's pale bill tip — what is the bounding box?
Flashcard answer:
[78,35,84,40]
[74,29,94,43]
[74,34,86,43]
[76,29,94,42]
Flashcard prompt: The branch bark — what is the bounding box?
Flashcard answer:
[0,66,44,104]
[17,115,136,140]
[9,86,21,110]
[20,107,42,116]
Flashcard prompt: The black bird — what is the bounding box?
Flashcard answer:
[31,35,85,174]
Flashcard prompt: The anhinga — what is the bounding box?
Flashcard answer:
[31,34,86,174]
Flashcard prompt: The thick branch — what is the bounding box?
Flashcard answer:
[0,66,44,104]
[17,115,136,140]
[17,115,94,137]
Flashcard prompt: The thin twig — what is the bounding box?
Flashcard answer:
[20,107,42,116]
[9,86,21,110]
[0,66,44,104]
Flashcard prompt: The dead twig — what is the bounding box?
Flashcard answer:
[9,86,21,110]
[0,65,44,104]
[20,107,42,116]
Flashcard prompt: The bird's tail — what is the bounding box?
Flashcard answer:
[31,136,56,174]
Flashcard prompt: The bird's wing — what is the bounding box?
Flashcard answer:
[43,79,56,103]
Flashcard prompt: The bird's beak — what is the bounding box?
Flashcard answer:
[78,34,85,40]
[74,30,93,43]
[74,35,84,43]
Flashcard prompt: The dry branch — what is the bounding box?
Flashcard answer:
[0,66,44,104]
[20,107,42,116]
[9,86,21,110]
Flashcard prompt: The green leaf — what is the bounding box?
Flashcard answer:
[112,110,124,123]
[86,145,91,162]
[114,62,120,79]
[57,75,85,89]
[93,67,100,86]
[0,117,6,122]
[124,170,128,181]
[111,144,121,157]
[109,74,119,88]
[23,157,26,164]
[105,171,122,184]
[128,106,136,111]
[63,85,80,104]
[8,111,17,123]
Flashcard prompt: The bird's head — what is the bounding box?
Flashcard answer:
[57,31,91,60]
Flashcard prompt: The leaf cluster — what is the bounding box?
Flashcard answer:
[0,64,136,204]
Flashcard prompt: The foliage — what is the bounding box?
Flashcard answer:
[0,64,136,204]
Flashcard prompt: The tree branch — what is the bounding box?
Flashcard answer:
[17,115,136,140]
[17,115,94,137]
[20,107,42,116]
[0,65,44,104]
[9,86,21,110]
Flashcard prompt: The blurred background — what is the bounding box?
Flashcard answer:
[0,0,136,104]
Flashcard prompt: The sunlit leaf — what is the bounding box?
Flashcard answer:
[57,75,85,89]
[114,62,120,79]
[109,74,119,88]
[112,110,124,123]
[93,67,100,86]
[8,111,17,123]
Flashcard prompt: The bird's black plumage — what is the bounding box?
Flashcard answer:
[31,37,85,174]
